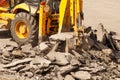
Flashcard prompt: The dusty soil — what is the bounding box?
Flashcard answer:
[0,0,120,80]
[83,0,120,33]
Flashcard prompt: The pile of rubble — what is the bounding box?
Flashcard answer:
[0,24,120,80]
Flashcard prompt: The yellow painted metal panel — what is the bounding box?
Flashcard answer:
[0,19,8,26]
[70,0,75,25]
[0,13,15,29]
[0,7,8,12]
[39,5,44,37]
[58,0,68,33]
[0,13,15,20]
[59,0,83,34]
[73,0,78,35]
[13,3,29,13]
[39,5,47,37]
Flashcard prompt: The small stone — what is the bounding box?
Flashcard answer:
[3,51,10,58]
[102,49,112,54]
[96,23,105,42]
[79,67,92,71]
[59,65,78,75]
[115,78,120,80]
[90,62,98,68]
[12,50,23,57]
[3,58,32,68]
[10,65,25,71]
[39,42,49,51]
[92,76,102,80]
[53,77,59,80]
[70,58,80,66]
[0,44,6,50]
[57,72,64,80]
[5,46,14,52]
[47,52,70,66]
[19,76,26,80]
[50,41,57,45]
[64,75,75,80]
[31,56,51,68]
[25,72,34,78]
[29,50,36,58]
[0,49,2,55]
[109,62,117,69]
[117,64,120,71]
[1,59,11,64]
[81,36,95,50]
[21,44,32,53]
[35,76,40,80]
[115,40,120,50]
[90,63,106,73]
[8,41,18,47]
[113,70,120,77]
[112,34,120,40]
[2,55,12,61]
[19,65,31,72]
[55,53,69,65]
[35,69,42,74]
[0,64,5,71]
[50,32,74,41]
[115,52,120,63]
[84,26,92,33]
[73,71,91,80]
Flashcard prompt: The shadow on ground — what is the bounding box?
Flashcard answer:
[0,30,11,38]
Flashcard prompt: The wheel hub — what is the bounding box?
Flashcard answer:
[19,24,27,34]
[15,21,29,39]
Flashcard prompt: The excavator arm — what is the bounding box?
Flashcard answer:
[58,0,84,36]
[58,0,84,47]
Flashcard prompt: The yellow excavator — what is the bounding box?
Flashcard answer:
[0,0,84,46]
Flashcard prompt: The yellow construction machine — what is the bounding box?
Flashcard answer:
[0,0,84,46]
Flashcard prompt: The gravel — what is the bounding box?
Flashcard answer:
[0,26,120,80]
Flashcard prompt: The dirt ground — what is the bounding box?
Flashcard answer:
[0,0,120,80]
[0,0,120,46]
[83,0,120,33]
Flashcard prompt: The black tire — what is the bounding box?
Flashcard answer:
[10,12,38,46]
